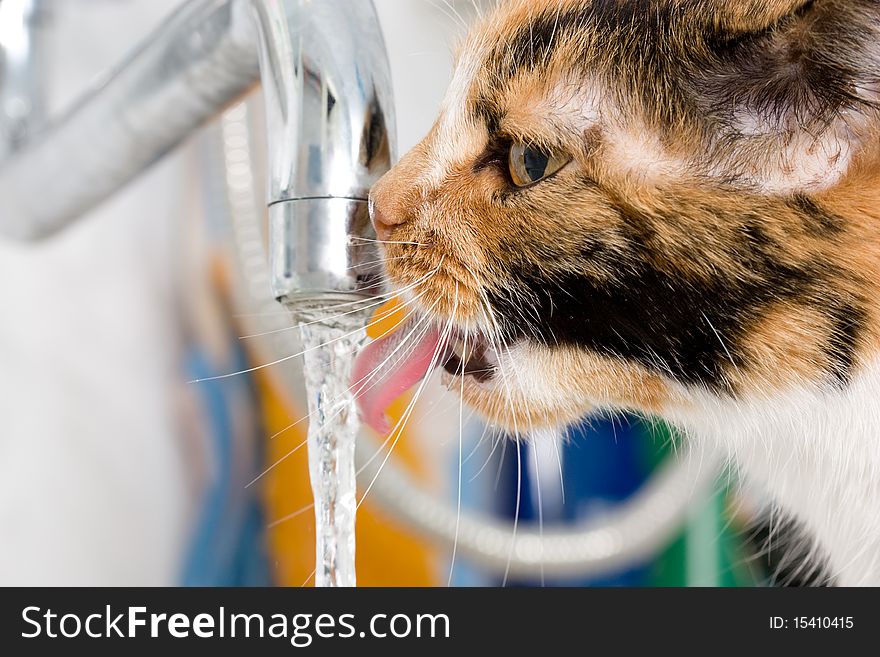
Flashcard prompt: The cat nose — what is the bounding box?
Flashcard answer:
[369,197,403,242]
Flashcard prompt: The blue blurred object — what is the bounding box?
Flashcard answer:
[497,415,653,586]
[180,347,271,586]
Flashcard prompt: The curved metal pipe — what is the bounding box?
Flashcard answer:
[0,0,258,240]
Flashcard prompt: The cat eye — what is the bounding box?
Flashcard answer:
[508,142,568,187]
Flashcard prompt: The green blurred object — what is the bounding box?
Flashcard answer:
[636,419,763,587]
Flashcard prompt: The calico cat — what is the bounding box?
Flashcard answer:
[354,0,880,585]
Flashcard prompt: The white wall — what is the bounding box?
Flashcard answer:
[0,0,195,585]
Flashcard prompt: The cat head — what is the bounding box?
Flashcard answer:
[366,0,880,432]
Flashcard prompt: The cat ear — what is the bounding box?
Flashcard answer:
[703,0,811,36]
[690,0,878,194]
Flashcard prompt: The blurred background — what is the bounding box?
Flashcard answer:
[0,0,799,587]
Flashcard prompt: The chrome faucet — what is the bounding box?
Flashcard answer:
[0,0,396,304]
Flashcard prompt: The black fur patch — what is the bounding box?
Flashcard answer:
[788,194,845,236]
[473,94,502,136]
[823,301,868,384]
[491,265,738,390]
[745,514,834,586]
[493,6,593,81]
[487,203,866,391]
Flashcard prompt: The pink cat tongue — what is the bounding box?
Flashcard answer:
[352,323,442,434]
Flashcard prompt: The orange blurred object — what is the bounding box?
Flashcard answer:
[366,296,407,340]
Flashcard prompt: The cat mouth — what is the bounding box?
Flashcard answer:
[440,331,498,382]
[352,319,498,434]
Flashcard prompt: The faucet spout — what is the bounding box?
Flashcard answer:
[252,0,395,304]
[0,0,396,302]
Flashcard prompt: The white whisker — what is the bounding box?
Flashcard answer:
[267,502,314,529]
[448,288,464,587]
[348,235,432,247]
